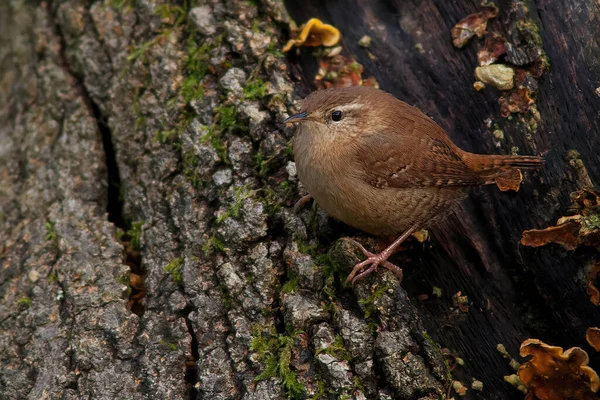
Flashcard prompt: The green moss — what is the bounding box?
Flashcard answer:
[117,221,144,251]
[153,3,186,27]
[127,35,165,63]
[202,235,225,256]
[45,220,58,245]
[254,151,275,178]
[216,185,255,223]
[155,111,193,145]
[108,0,135,11]
[358,284,390,332]
[163,257,183,283]
[17,296,32,308]
[315,334,352,362]
[281,272,299,294]
[243,78,268,100]
[215,105,238,132]
[181,39,211,102]
[584,214,600,230]
[250,327,305,399]
[312,379,329,400]
[168,343,178,351]
[47,272,58,283]
[314,250,344,300]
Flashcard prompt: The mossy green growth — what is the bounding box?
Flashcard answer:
[155,110,193,145]
[216,185,256,223]
[108,0,135,11]
[117,221,144,251]
[202,235,225,256]
[181,39,211,103]
[358,284,390,332]
[316,251,343,299]
[315,334,352,362]
[45,220,58,245]
[17,296,32,308]
[254,151,275,178]
[243,78,268,100]
[215,105,239,133]
[250,327,305,399]
[163,257,183,283]
[281,272,299,294]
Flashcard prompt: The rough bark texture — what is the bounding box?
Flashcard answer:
[1,1,599,400]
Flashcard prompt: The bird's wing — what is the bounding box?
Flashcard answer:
[353,118,485,189]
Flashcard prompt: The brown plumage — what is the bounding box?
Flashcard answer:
[286,86,543,284]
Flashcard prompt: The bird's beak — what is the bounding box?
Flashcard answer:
[284,111,308,124]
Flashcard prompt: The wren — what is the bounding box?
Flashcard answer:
[285,86,543,285]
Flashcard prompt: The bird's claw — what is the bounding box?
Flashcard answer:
[344,239,403,286]
[293,194,313,213]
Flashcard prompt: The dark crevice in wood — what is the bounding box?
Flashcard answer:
[182,309,200,400]
[47,0,145,316]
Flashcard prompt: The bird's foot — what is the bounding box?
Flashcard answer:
[345,239,403,286]
[293,194,313,213]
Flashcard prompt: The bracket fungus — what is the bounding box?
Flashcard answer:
[451,4,499,48]
[518,339,600,400]
[521,189,600,252]
[283,18,341,52]
[586,328,600,352]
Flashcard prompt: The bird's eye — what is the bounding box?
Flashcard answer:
[331,110,343,122]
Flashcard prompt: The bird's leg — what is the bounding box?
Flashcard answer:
[293,194,313,213]
[345,225,418,285]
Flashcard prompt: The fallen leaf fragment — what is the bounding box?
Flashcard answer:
[283,18,340,52]
[519,339,600,400]
[586,328,600,352]
[451,4,498,48]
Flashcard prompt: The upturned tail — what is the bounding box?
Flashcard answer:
[461,153,544,184]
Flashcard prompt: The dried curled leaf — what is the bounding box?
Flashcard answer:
[586,327,600,352]
[283,18,340,52]
[519,339,600,400]
[451,4,498,48]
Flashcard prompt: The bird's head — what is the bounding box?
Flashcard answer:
[285,86,387,140]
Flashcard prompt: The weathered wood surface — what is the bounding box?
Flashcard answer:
[2,0,599,399]
[286,0,600,397]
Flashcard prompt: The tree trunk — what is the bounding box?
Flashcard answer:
[0,1,598,400]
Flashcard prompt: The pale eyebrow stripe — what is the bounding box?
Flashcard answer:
[339,103,364,112]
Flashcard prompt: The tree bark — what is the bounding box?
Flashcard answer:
[1,1,599,400]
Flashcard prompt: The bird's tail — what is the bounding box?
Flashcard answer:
[461,153,544,185]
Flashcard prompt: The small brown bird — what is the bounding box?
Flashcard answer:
[285,86,543,285]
